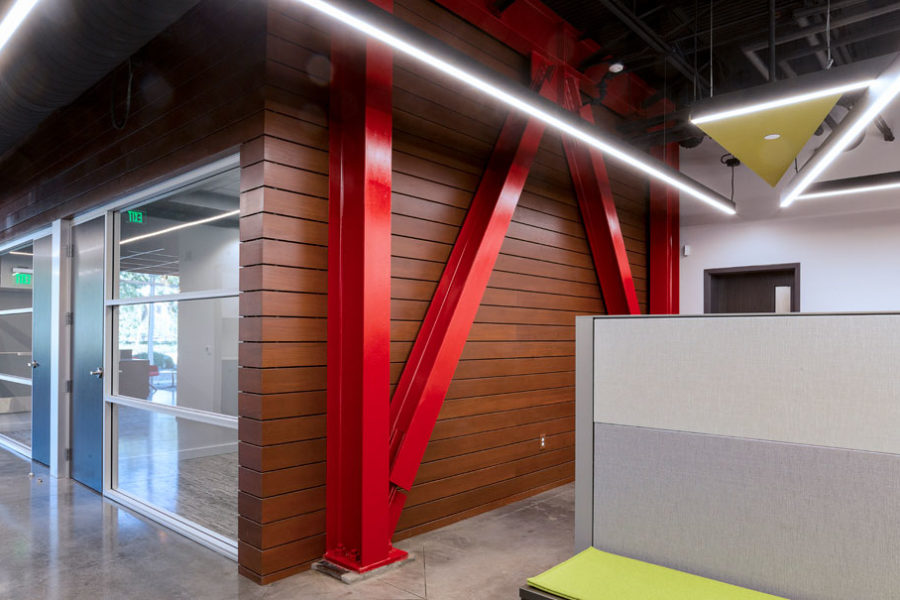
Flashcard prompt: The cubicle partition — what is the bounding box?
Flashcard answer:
[575,313,900,600]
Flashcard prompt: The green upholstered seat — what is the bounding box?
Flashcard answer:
[526,548,788,600]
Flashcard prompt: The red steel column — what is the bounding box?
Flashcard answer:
[325,0,406,573]
[387,58,556,534]
[649,144,680,314]
[559,73,640,315]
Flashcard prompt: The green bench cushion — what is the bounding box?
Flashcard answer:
[527,548,788,600]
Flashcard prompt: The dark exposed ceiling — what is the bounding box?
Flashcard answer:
[0,0,200,158]
[542,0,900,109]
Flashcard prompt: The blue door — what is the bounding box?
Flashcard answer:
[71,217,105,492]
[30,235,52,466]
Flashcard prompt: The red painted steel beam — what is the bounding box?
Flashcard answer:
[649,144,680,314]
[559,73,640,315]
[387,56,557,535]
[433,0,665,117]
[325,0,407,573]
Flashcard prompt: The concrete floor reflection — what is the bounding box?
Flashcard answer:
[115,405,237,539]
[0,410,31,447]
[0,449,574,600]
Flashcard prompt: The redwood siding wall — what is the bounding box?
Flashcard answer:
[237,2,331,583]
[237,0,649,583]
[0,0,266,241]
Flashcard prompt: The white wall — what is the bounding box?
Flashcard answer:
[176,222,239,455]
[680,207,900,313]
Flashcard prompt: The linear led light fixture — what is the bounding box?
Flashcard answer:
[120,209,239,246]
[796,171,900,201]
[691,80,873,125]
[0,0,38,53]
[9,251,33,256]
[782,52,900,208]
[291,0,736,215]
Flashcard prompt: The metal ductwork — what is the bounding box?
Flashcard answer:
[0,0,200,156]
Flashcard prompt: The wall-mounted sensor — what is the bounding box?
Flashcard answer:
[682,244,691,257]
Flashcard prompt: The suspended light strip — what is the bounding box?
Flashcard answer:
[120,210,240,246]
[290,0,736,215]
[9,251,33,256]
[797,179,900,201]
[782,56,900,208]
[691,80,873,125]
[0,0,38,53]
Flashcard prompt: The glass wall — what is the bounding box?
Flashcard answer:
[0,243,34,451]
[108,168,240,543]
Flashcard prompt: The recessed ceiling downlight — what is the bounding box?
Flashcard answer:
[764,133,781,140]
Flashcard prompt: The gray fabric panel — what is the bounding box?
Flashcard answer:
[592,314,900,454]
[593,423,900,600]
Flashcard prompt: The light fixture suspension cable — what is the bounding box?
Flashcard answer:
[709,0,714,97]
[826,0,833,69]
[768,0,776,81]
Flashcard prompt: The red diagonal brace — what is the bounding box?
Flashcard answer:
[324,0,407,573]
[649,144,680,314]
[559,73,640,315]
[387,56,557,535]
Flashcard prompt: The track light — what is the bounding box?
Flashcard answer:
[795,171,900,201]
[782,53,900,208]
[0,0,38,53]
[290,0,736,215]
[691,80,873,125]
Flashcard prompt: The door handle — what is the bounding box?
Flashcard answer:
[27,361,39,369]
[90,367,103,379]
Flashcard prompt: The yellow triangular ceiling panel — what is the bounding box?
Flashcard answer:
[696,94,841,186]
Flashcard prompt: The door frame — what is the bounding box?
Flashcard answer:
[0,226,53,460]
[73,153,241,560]
[704,263,801,313]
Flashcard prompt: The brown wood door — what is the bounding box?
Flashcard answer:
[704,264,800,313]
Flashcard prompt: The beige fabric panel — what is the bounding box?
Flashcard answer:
[593,314,900,454]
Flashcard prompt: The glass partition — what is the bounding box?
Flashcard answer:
[115,404,238,539]
[108,166,240,547]
[113,297,239,416]
[0,243,34,451]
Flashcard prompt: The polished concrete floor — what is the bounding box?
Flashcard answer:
[0,448,574,599]
[0,410,31,447]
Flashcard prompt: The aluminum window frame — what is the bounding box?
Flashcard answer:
[94,153,240,560]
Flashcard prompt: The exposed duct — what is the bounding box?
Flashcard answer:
[0,0,200,157]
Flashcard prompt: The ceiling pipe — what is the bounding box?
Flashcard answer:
[743,3,900,81]
[793,0,867,20]
[595,0,710,92]
[745,3,900,52]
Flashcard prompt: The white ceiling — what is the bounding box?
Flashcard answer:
[679,95,900,226]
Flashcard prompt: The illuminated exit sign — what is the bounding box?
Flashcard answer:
[127,210,145,223]
[13,273,31,285]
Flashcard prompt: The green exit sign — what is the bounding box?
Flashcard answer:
[127,210,145,223]
[13,273,31,286]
